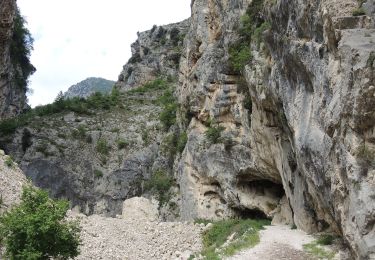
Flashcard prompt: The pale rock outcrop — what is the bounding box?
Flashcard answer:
[176,0,375,258]
[122,196,159,221]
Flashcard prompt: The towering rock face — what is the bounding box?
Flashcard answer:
[0,0,34,119]
[177,0,375,258]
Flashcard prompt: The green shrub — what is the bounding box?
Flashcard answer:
[128,78,168,94]
[228,0,269,73]
[94,169,103,178]
[4,156,14,168]
[205,125,225,144]
[352,7,366,16]
[71,125,87,140]
[145,170,173,207]
[0,186,80,259]
[177,132,188,153]
[229,43,252,73]
[142,130,150,145]
[96,138,110,156]
[117,138,129,149]
[158,89,177,130]
[200,218,270,259]
[317,234,335,245]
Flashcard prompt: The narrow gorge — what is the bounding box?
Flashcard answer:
[0,0,374,259]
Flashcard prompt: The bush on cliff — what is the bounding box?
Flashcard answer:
[0,186,80,259]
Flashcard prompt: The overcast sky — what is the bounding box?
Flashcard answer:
[17,0,191,107]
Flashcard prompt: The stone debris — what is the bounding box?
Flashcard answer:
[70,212,202,260]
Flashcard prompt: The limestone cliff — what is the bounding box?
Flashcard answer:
[0,0,374,258]
[0,0,35,119]
[176,0,375,258]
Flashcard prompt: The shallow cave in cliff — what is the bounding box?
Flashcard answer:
[234,207,269,220]
[235,177,286,219]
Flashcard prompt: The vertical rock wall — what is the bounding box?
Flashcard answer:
[0,0,30,119]
[176,0,375,258]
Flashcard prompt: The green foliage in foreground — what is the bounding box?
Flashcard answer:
[0,89,121,136]
[0,186,80,259]
[145,170,173,207]
[303,241,335,260]
[197,218,270,259]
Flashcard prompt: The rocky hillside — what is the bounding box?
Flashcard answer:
[0,0,375,259]
[0,20,190,218]
[64,77,115,99]
[0,150,28,214]
[0,0,35,119]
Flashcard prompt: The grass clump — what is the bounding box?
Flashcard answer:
[145,170,173,207]
[316,234,335,245]
[205,123,225,144]
[200,218,270,259]
[303,241,335,260]
[94,169,103,178]
[177,132,188,153]
[352,7,366,16]
[71,125,87,140]
[4,156,14,168]
[117,138,129,149]
[128,78,168,94]
[96,138,110,156]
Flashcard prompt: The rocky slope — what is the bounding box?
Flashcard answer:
[64,77,115,99]
[0,0,35,119]
[0,20,190,218]
[175,0,375,259]
[0,149,28,214]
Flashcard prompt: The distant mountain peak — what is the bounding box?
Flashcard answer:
[64,77,115,99]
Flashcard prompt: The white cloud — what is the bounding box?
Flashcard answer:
[17,0,191,107]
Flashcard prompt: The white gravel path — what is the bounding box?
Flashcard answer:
[227,225,316,260]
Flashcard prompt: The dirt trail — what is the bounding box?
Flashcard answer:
[226,225,316,260]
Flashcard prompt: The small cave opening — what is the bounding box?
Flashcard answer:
[235,176,287,220]
[234,207,269,220]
